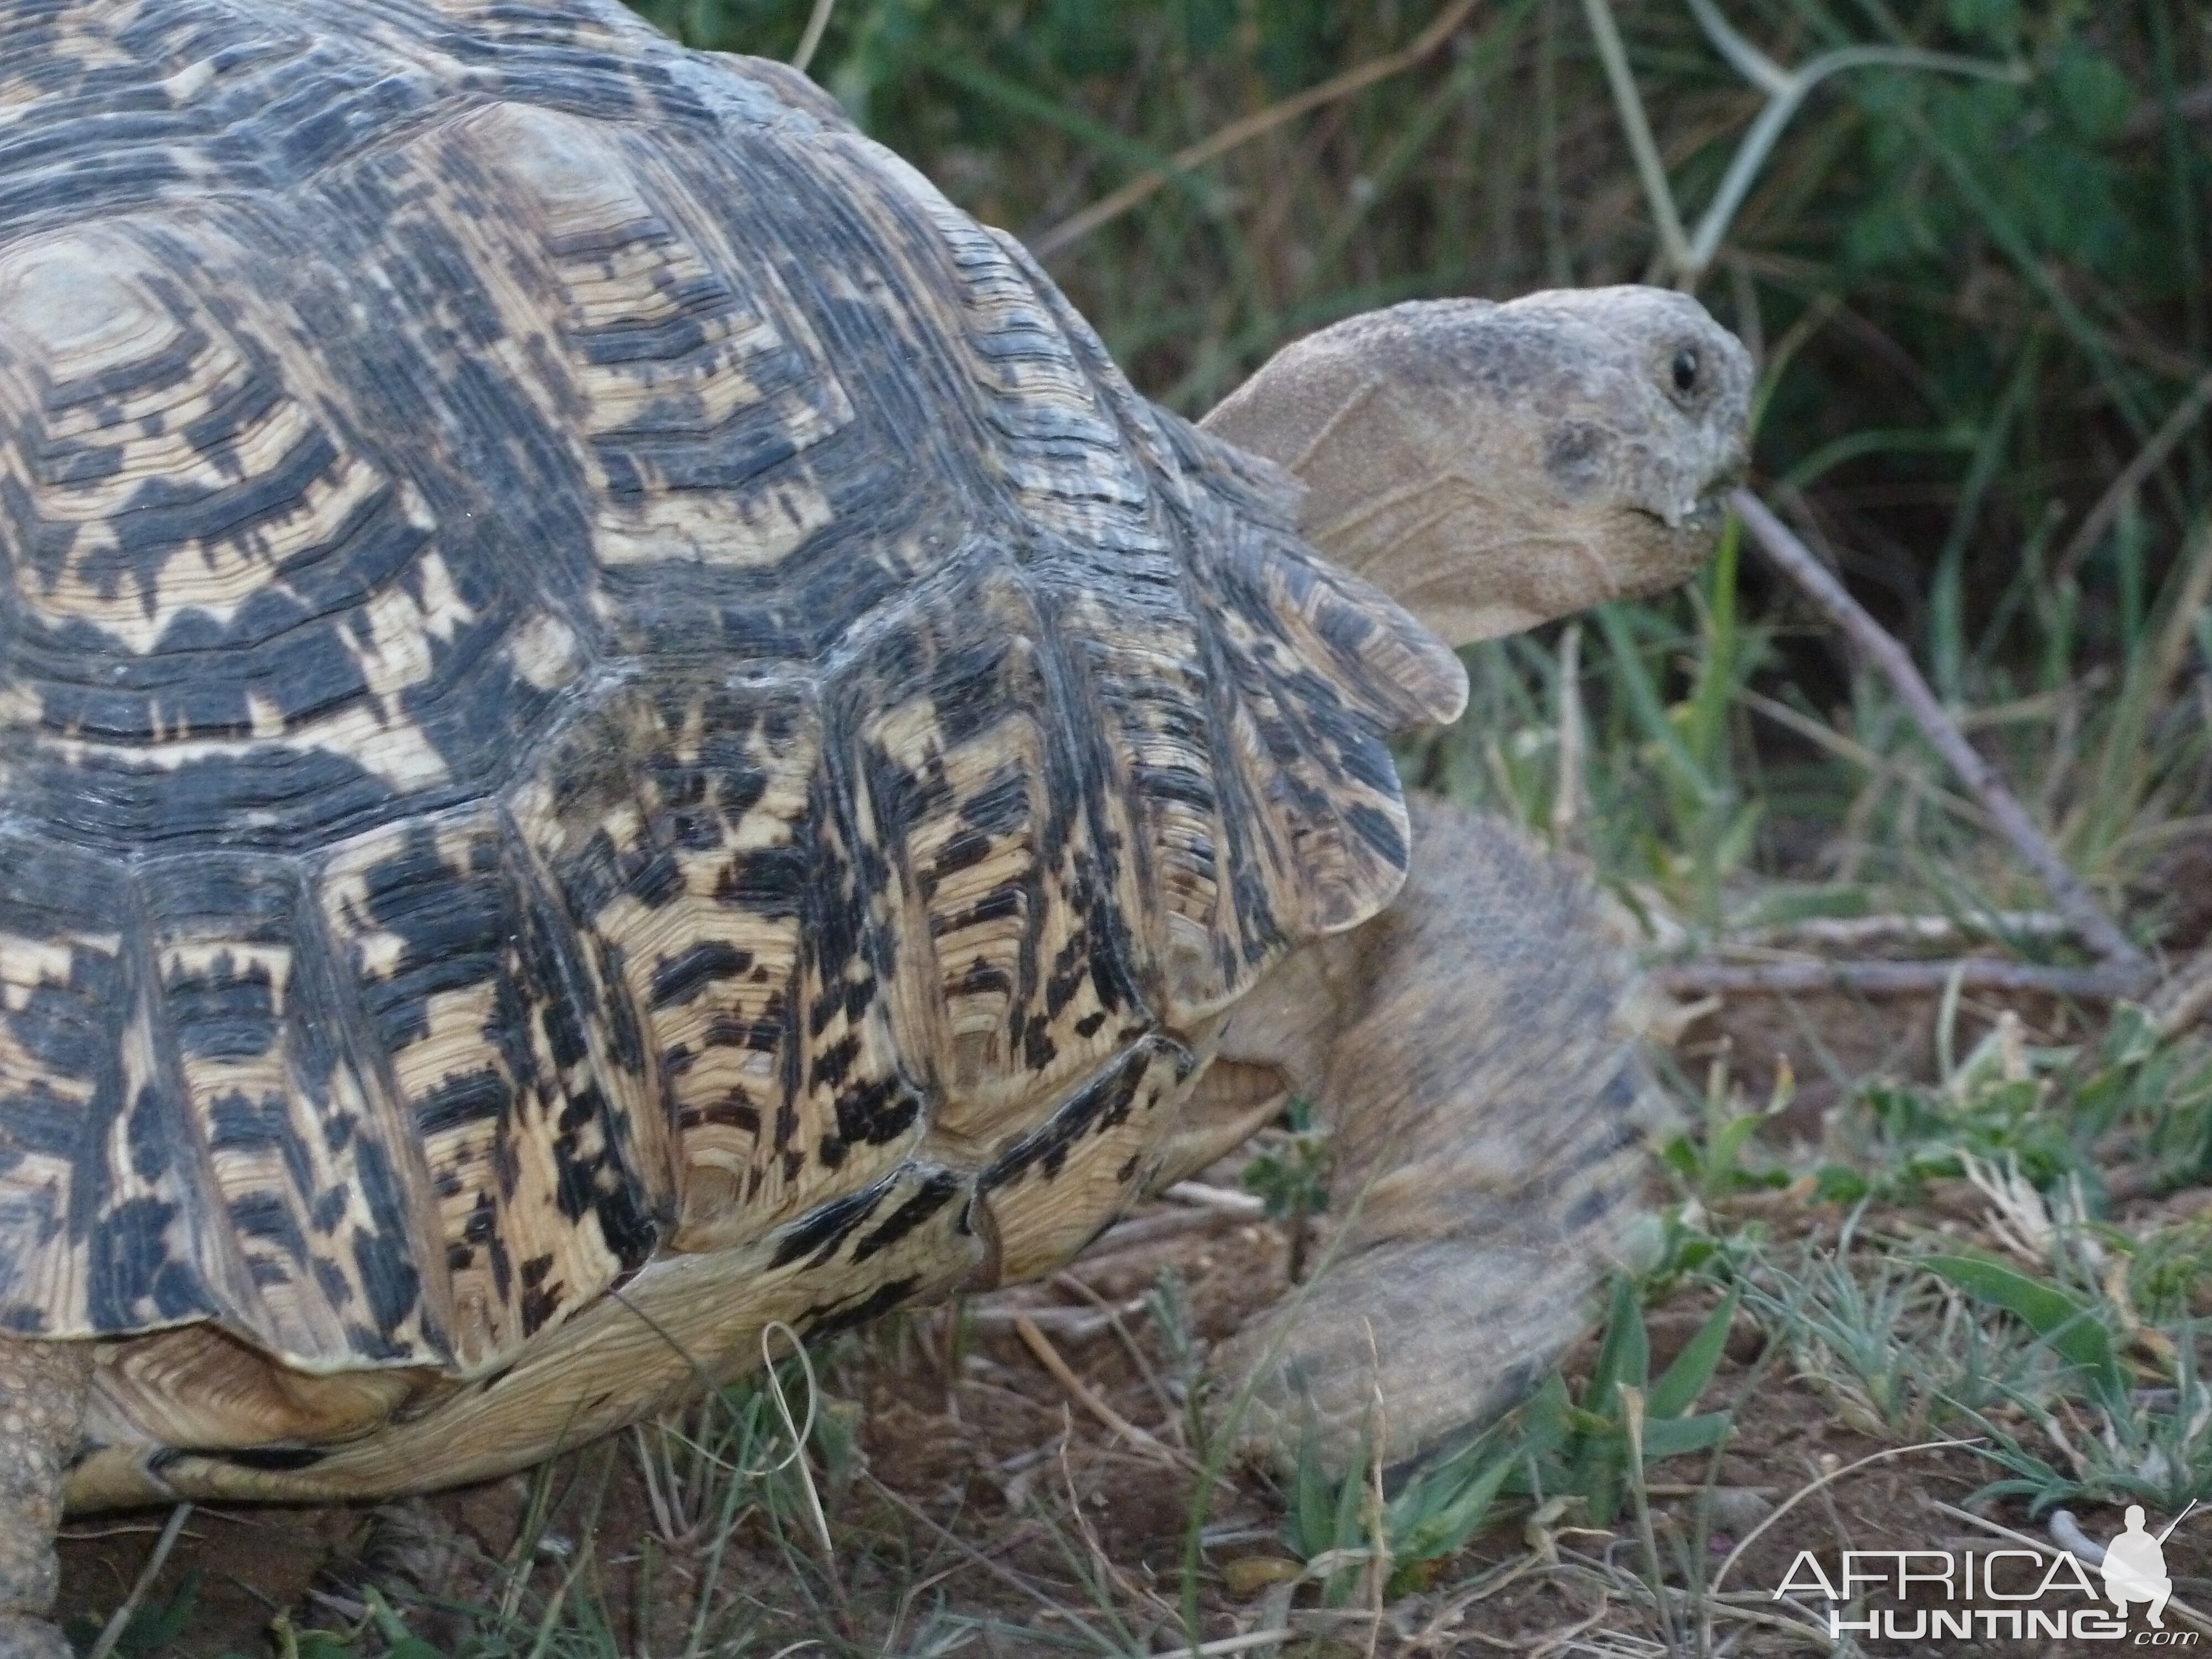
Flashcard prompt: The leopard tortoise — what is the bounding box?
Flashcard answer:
[0,0,1749,1647]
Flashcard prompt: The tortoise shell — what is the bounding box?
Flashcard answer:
[0,0,1463,1405]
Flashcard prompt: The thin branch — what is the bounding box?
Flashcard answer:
[1029,0,1480,259]
[1652,958,2142,999]
[2053,367,2212,582]
[1734,911,2072,948]
[1733,490,2148,977]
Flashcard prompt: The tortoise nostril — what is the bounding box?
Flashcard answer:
[1671,347,1699,397]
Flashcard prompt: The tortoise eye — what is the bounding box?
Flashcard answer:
[1671,347,1700,396]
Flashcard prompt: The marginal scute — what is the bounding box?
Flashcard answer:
[314,808,665,1370]
[977,1034,1194,1285]
[844,567,1142,1149]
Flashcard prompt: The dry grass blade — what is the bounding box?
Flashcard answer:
[1029,0,1480,258]
[85,1503,192,1659]
[757,1319,843,1608]
[787,0,834,75]
[2053,368,2212,582]
[2151,941,2212,1034]
[1012,1313,1178,1465]
[1734,490,2148,975]
[1707,1438,1979,1601]
[1577,0,1688,275]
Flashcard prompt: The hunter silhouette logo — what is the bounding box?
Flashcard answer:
[2098,1502,2196,1630]
[1774,1501,2205,1642]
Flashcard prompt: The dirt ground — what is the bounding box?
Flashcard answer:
[53,1158,2212,1657]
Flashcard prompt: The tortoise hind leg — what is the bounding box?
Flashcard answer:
[1196,797,1654,1470]
[0,1337,89,1659]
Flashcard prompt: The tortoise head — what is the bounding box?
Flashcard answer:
[1201,285,1752,647]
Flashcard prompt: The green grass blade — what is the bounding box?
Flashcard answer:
[1922,1254,2127,1404]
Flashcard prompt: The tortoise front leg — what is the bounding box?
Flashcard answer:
[0,1337,88,1659]
[1187,797,1653,1471]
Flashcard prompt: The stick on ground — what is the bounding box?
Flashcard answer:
[1654,958,2143,999]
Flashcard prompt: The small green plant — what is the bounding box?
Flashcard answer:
[1239,1095,1331,1281]
[64,1569,210,1659]
[1922,1249,2129,1409]
[1279,1418,1521,1604]
[1738,1233,2068,1436]
[273,1588,444,1659]
[1661,1046,1794,1202]
[1512,1277,1738,1530]
[1817,1004,2212,1211]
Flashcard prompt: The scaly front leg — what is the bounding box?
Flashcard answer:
[0,1337,89,1659]
[1187,797,1655,1471]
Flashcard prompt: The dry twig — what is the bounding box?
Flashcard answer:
[86,1503,192,1659]
[2151,940,2212,1034]
[1733,911,2070,948]
[1734,490,2148,978]
[1653,957,2142,998]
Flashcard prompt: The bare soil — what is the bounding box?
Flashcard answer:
[55,1167,2212,1657]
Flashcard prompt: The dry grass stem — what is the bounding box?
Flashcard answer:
[2054,369,2212,582]
[1011,1313,1178,1464]
[1030,0,1480,258]
[85,1503,192,1659]
[1734,490,2146,974]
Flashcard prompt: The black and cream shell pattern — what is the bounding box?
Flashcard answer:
[0,0,1465,1502]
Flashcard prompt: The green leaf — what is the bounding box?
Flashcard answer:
[1519,1372,1572,1464]
[1331,1433,1369,1550]
[112,1568,202,1653]
[1391,1442,1519,1563]
[1290,1431,1337,1559]
[1814,1164,1870,1204]
[1647,1287,1741,1419]
[1922,1254,2127,1401]
[1585,1277,1650,1412]
[1637,1411,1735,1460]
[1707,1114,1764,1181]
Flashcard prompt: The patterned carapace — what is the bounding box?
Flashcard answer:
[0,0,1463,1458]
